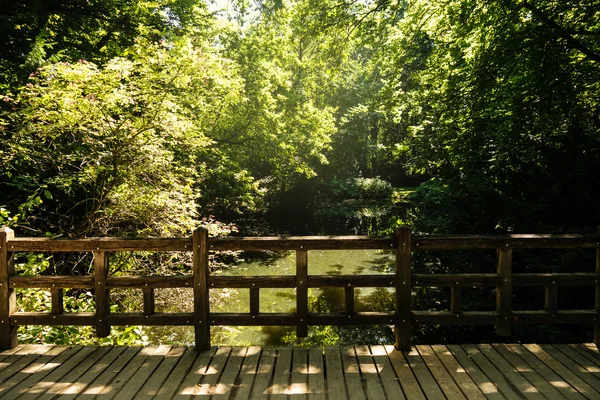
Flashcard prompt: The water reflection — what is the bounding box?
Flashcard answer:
[210,249,396,346]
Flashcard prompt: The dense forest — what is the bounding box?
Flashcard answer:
[1,0,600,346]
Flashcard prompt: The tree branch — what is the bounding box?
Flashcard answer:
[521,1,600,63]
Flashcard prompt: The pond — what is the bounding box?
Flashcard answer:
[209,249,398,345]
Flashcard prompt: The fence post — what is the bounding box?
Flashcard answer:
[193,227,210,351]
[296,249,308,338]
[395,226,412,351]
[94,251,110,338]
[496,247,512,336]
[0,227,16,350]
[595,227,600,345]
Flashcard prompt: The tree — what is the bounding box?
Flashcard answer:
[2,37,244,237]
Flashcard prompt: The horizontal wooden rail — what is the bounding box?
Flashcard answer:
[413,234,600,249]
[208,236,396,251]
[208,276,296,288]
[6,237,192,252]
[413,273,500,287]
[10,276,94,288]
[7,233,600,252]
[513,273,600,286]
[2,226,600,353]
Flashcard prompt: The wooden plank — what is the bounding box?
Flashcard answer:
[0,346,66,395]
[544,286,558,313]
[460,344,522,400]
[496,248,512,336]
[208,236,395,251]
[50,288,63,315]
[412,234,600,249]
[514,273,600,286]
[93,251,110,338]
[211,312,296,326]
[0,345,55,384]
[173,346,217,398]
[77,346,142,397]
[57,346,127,399]
[151,346,199,399]
[9,276,94,289]
[143,287,155,315]
[324,347,347,400]
[569,344,600,367]
[413,274,500,287]
[553,345,600,382]
[582,344,600,361]
[10,233,600,252]
[93,345,157,398]
[0,345,57,393]
[0,345,26,359]
[7,237,192,252]
[445,344,514,400]
[0,346,83,400]
[354,345,386,400]
[385,345,425,400]
[430,345,485,400]
[296,250,308,338]
[396,226,412,351]
[249,347,276,400]
[19,346,98,399]
[507,344,584,400]
[250,288,259,315]
[270,347,292,400]
[107,275,192,288]
[494,344,564,399]
[290,347,307,399]
[189,346,231,397]
[232,345,261,400]
[309,275,393,288]
[341,347,366,400]
[309,311,395,325]
[307,347,325,400]
[112,345,172,399]
[212,347,246,400]
[10,312,95,326]
[35,346,112,400]
[413,311,499,325]
[0,345,42,374]
[345,287,354,313]
[12,272,600,290]
[416,345,466,399]
[108,312,194,326]
[369,345,405,400]
[210,276,296,288]
[404,347,445,400]
[476,344,543,399]
[0,227,17,350]
[523,344,600,398]
[193,228,210,351]
[133,346,186,399]
[513,310,597,324]
[538,344,600,394]
[451,287,462,314]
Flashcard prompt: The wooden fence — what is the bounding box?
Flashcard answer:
[1,226,600,351]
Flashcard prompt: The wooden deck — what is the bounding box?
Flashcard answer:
[1,344,600,399]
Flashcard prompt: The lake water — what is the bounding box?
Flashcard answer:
[209,249,397,345]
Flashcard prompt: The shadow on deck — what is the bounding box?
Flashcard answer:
[0,343,600,399]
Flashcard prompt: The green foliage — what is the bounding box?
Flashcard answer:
[378,0,600,234]
[2,0,600,347]
[324,177,394,200]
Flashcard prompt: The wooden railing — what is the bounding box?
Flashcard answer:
[1,226,600,351]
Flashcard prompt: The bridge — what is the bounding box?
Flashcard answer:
[1,226,600,398]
